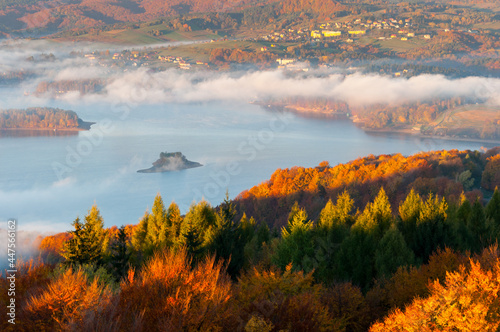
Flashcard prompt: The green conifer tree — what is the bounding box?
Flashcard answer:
[334,190,355,225]
[210,192,247,277]
[374,225,415,279]
[109,225,131,281]
[467,198,487,253]
[318,199,336,230]
[131,211,149,252]
[486,188,500,239]
[183,219,203,263]
[314,194,351,283]
[454,193,472,251]
[62,217,85,265]
[397,189,422,255]
[62,205,105,266]
[146,193,168,249]
[336,227,376,292]
[273,207,316,272]
[354,187,392,238]
[415,194,448,262]
[182,200,217,246]
[166,201,183,243]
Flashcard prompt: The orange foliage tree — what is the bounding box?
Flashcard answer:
[19,266,112,331]
[0,259,53,332]
[117,247,235,331]
[370,247,500,331]
[234,263,339,331]
[39,232,73,265]
[481,154,500,191]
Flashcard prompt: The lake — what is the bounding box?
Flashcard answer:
[0,100,494,232]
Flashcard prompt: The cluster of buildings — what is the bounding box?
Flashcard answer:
[157,55,208,69]
[80,49,209,70]
[309,17,415,40]
[256,16,420,45]
[307,17,437,42]
[82,50,159,67]
[259,29,310,43]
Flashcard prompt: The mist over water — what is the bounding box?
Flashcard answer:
[1,39,499,109]
[0,101,494,234]
[0,39,498,235]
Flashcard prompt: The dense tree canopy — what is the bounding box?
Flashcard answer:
[5,148,500,331]
[0,108,82,130]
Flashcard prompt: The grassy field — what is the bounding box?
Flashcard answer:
[373,37,428,53]
[155,39,267,62]
[439,105,500,130]
[73,24,221,45]
[473,21,500,34]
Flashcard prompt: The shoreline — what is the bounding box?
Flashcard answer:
[0,127,86,132]
[361,127,500,145]
[259,102,500,145]
[0,121,95,132]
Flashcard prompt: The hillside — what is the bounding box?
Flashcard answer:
[4,147,500,331]
[235,147,500,228]
[0,0,263,34]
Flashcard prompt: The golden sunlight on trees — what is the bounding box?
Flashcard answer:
[234,264,339,331]
[9,148,500,331]
[118,248,234,331]
[23,267,113,331]
[370,248,500,331]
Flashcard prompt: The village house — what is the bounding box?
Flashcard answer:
[322,30,342,37]
[311,30,322,39]
[276,58,296,65]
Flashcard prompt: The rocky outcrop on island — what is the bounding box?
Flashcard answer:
[137,152,202,173]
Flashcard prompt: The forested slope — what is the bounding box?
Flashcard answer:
[3,147,500,331]
[236,148,500,228]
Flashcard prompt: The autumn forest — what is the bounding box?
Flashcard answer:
[3,148,500,331]
[1,0,500,329]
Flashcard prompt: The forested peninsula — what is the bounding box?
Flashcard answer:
[0,107,93,130]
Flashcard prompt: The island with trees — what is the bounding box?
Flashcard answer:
[137,151,202,173]
[0,107,94,131]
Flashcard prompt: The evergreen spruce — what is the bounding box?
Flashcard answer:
[375,225,415,279]
[467,198,487,253]
[183,219,203,262]
[274,207,316,272]
[354,187,392,238]
[210,192,247,277]
[454,193,472,251]
[397,189,422,255]
[486,188,500,239]
[62,205,105,266]
[146,193,168,250]
[109,225,131,280]
[166,201,183,243]
[415,194,448,262]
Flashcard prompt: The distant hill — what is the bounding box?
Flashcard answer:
[0,0,266,34]
[0,0,354,36]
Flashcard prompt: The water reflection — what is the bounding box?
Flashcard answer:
[0,129,79,138]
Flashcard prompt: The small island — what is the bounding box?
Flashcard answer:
[138,152,202,173]
[0,107,94,131]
